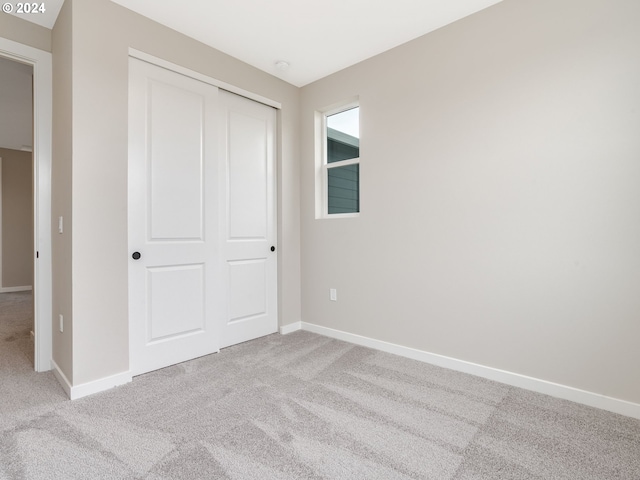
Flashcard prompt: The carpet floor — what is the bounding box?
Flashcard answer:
[1,291,639,479]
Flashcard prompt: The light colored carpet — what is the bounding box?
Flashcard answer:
[1,292,639,479]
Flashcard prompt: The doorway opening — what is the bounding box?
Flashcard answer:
[0,56,35,369]
[0,37,53,373]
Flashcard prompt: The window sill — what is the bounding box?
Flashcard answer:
[318,212,360,220]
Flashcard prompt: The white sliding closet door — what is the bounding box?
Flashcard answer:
[128,58,221,375]
[217,90,277,349]
[128,59,277,376]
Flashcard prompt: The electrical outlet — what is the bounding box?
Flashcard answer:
[330,288,337,301]
[59,314,63,333]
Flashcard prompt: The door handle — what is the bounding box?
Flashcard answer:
[132,252,141,260]
[270,246,275,252]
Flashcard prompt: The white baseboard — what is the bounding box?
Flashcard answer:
[300,322,640,420]
[279,321,302,335]
[69,371,132,400]
[52,359,132,400]
[0,285,32,293]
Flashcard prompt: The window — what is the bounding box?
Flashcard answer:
[319,103,360,217]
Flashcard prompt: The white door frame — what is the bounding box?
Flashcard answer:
[0,37,53,372]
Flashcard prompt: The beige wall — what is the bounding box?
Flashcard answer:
[0,57,34,151]
[51,0,74,382]
[0,148,33,288]
[300,0,640,404]
[0,12,51,52]
[56,0,300,385]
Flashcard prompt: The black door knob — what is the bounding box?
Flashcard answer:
[270,246,275,252]
[132,252,141,260]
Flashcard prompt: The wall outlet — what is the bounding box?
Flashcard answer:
[59,314,63,333]
[330,288,337,301]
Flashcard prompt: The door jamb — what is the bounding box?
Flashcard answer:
[0,37,53,372]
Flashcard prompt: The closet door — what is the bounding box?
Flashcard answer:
[128,59,278,376]
[128,58,222,375]
[217,90,277,348]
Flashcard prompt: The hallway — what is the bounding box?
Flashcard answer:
[1,292,33,365]
[0,292,66,418]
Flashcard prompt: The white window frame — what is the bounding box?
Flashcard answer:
[315,99,360,219]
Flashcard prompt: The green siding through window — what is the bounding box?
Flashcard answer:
[326,116,359,214]
[328,164,359,214]
[327,136,359,163]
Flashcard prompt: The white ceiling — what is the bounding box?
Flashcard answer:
[11,0,504,87]
[7,0,64,28]
[109,0,504,86]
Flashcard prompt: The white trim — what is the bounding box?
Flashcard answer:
[300,322,640,420]
[52,358,132,400]
[128,48,282,110]
[0,285,33,293]
[68,371,132,400]
[313,111,324,219]
[0,37,53,373]
[279,321,302,335]
[323,99,360,118]
[327,157,360,168]
[317,212,360,220]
